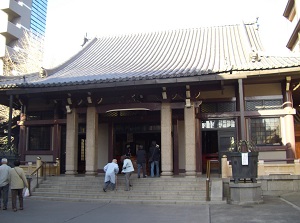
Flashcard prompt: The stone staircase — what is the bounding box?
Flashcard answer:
[29,174,225,205]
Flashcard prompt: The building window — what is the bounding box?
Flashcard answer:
[27,111,54,120]
[28,126,51,150]
[250,118,281,146]
[245,99,282,111]
[201,101,236,113]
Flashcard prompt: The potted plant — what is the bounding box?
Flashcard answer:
[229,139,259,184]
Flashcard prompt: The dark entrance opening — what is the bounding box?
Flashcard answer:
[60,125,66,174]
[114,124,161,174]
[77,135,86,173]
[202,129,236,174]
[202,130,218,173]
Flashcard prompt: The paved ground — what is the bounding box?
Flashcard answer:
[1,192,300,223]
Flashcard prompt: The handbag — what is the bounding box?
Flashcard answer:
[23,187,30,197]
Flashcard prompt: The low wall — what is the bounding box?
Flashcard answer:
[222,156,300,177]
[223,175,300,199]
[20,159,60,176]
[258,175,300,196]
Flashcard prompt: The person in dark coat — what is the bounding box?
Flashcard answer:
[148,141,161,177]
[136,145,147,178]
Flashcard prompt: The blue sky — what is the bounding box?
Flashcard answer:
[43,0,291,68]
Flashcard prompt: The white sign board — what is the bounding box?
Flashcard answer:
[242,153,248,165]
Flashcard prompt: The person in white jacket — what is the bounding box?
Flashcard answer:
[103,159,119,192]
[9,160,28,212]
[122,155,134,191]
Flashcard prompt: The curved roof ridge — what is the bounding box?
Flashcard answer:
[93,23,254,40]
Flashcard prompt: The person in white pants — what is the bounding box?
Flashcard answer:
[103,159,119,192]
[121,155,134,191]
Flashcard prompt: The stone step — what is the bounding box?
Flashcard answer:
[34,187,207,196]
[28,196,217,205]
[29,175,224,205]
[38,184,204,190]
[40,181,204,187]
[42,175,206,183]
[32,191,206,200]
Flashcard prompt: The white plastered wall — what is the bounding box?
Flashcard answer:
[244,83,282,96]
[200,86,235,98]
[25,155,53,162]
[97,123,109,170]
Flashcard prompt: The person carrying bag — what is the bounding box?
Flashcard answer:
[9,160,29,212]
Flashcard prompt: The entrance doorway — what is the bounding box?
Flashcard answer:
[114,124,161,174]
[202,131,218,173]
[60,125,66,174]
[202,129,236,173]
[77,135,86,173]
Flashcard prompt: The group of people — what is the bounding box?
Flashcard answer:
[103,154,134,192]
[0,158,29,212]
[136,141,161,178]
[103,141,161,192]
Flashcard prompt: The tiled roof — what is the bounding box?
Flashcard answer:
[1,22,300,89]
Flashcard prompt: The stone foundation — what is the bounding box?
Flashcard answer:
[229,182,263,205]
[258,175,300,196]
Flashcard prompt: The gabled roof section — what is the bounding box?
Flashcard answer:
[1,22,300,90]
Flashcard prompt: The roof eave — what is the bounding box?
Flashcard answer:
[286,19,300,50]
[5,67,300,95]
[283,0,294,18]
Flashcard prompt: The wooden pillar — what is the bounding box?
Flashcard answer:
[160,102,173,177]
[8,95,13,147]
[238,79,246,140]
[53,105,61,162]
[184,106,196,176]
[85,106,98,175]
[53,124,60,162]
[18,108,26,161]
[65,108,78,175]
[108,123,114,162]
[173,119,179,175]
[195,115,202,174]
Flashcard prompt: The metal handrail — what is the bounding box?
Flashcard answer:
[25,159,60,196]
[206,159,220,201]
[206,160,211,201]
[29,161,46,189]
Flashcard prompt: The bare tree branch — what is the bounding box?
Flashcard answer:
[1,30,41,146]
[3,30,45,76]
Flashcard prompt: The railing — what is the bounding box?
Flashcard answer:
[29,161,45,191]
[20,158,60,176]
[20,158,60,196]
[206,159,219,201]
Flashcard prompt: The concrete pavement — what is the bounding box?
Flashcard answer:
[1,192,300,223]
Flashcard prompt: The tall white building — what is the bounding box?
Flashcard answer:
[0,0,48,75]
